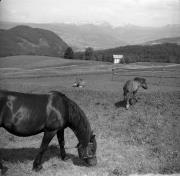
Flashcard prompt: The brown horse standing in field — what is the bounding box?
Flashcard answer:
[0,90,97,174]
[123,77,148,109]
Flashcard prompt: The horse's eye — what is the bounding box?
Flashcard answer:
[90,146,95,153]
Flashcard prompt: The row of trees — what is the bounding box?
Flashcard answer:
[64,43,180,63]
[64,47,95,60]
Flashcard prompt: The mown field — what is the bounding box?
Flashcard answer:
[0,56,180,176]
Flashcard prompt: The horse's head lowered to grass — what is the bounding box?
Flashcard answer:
[65,91,97,166]
[77,132,97,166]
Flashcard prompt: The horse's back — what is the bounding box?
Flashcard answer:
[0,90,48,101]
[123,79,140,93]
[0,90,48,113]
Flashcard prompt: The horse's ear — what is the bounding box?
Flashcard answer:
[90,131,95,140]
[91,134,96,140]
[76,143,81,148]
[91,130,95,137]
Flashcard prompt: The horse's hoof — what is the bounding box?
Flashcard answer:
[126,105,129,110]
[126,103,129,110]
[130,98,137,105]
[1,166,8,175]
[60,154,69,161]
[32,165,43,172]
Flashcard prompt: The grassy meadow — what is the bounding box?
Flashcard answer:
[0,56,180,176]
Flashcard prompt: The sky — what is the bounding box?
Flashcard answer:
[0,0,179,27]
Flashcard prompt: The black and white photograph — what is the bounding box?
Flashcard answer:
[0,0,180,175]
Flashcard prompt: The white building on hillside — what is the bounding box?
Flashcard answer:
[113,54,124,64]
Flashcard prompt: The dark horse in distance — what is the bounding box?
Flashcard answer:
[123,77,148,109]
[0,90,97,174]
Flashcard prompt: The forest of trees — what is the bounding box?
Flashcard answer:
[73,43,180,63]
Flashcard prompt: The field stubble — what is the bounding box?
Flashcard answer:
[0,58,180,176]
[0,88,179,176]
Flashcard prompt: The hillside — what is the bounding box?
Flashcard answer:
[30,23,128,50]
[75,43,180,64]
[144,37,180,45]
[0,25,68,57]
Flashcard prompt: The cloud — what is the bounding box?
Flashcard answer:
[0,0,179,26]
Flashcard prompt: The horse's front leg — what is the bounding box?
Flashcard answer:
[133,91,138,102]
[0,156,8,175]
[130,91,138,105]
[33,131,56,171]
[57,129,67,160]
[124,92,128,109]
[125,92,131,109]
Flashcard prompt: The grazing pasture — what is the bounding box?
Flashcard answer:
[0,56,180,176]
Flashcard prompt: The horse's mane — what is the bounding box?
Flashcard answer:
[134,77,146,83]
[50,91,92,147]
[67,97,92,146]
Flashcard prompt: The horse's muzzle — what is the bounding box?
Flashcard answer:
[143,85,148,89]
[84,156,97,166]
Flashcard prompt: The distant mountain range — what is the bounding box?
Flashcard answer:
[114,24,180,44]
[144,37,180,45]
[0,22,127,51]
[0,25,68,57]
[0,21,180,51]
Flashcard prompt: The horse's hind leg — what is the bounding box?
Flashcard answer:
[33,131,56,171]
[57,129,67,160]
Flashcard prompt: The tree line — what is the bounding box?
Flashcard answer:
[64,43,180,63]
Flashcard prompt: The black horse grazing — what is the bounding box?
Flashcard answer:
[0,90,97,174]
[123,77,148,109]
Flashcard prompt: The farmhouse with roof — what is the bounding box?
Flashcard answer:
[113,54,124,64]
